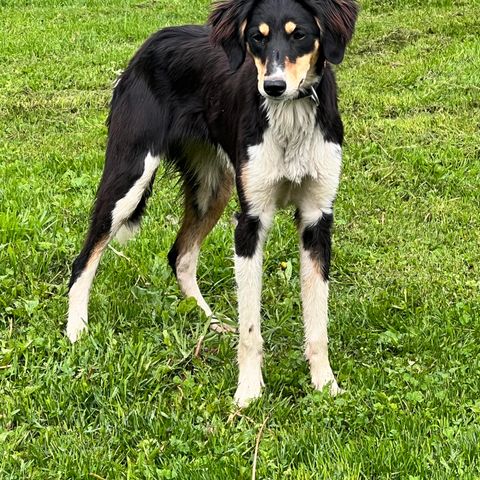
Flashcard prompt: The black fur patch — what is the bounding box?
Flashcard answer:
[167,242,180,276]
[315,67,344,144]
[302,213,333,281]
[209,0,257,71]
[235,213,261,258]
[301,0,358,64]
[69,250,93,290]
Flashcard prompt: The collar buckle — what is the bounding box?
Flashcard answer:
[309,86,320,106]
[300,60,327,106]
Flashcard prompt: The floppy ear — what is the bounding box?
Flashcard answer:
[307,0,358,64]
[209,0,256,71]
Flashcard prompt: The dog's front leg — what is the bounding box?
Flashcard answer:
[298,207,342,395]
[234,205,274,407]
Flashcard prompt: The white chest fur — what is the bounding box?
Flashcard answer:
[247,99,341,184]
[244,98,342,214]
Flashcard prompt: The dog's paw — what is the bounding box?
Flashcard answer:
[65,318,87,343]
[312,370,344,396]
[328,381,345,396]
[209,317,237,334]
[234,379,264,408]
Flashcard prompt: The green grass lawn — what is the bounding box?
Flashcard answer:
[1,0,480,478]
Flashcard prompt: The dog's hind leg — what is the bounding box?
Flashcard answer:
[67,149,160,343]
[168,150,233,331]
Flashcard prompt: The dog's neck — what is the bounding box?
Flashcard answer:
[263,95,318,167]
[263,95,317,133]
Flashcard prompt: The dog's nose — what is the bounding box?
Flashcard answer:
[264,80,287,97]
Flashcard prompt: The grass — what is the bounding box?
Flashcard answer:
[1,0,480,478]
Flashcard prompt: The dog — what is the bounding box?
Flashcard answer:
[66,0,358,407]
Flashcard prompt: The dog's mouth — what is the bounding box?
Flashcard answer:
[261,90,300,101]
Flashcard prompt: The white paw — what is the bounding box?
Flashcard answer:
[234,378,264,408]
[312,370,344,396]
[66,317,87,343]
[210,318,237,334]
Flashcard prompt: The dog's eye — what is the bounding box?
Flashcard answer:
[292,30,306,41]
[251,32,265,43]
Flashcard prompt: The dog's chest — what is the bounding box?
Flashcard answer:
[247,99,332,184]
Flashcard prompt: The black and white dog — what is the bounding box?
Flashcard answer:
[67,0,358,407]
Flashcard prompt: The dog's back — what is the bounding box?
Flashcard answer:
[110,25,260,161]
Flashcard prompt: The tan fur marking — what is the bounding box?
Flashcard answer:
[85,236,109,269]
[240,20,247,37]
[174,174,233,257]
[247,44,267,88]
[309,253,324,277]
[252,54,267,89]
[240,163,250,206]
[285,21,297,35]
[285,54,313,90]
[259,23,270,37]
[285,41,320,90]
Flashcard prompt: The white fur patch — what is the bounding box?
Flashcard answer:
[300,245,340,393]
[111,153,160,234]
[234,212,273,407]
[236,98,342,400]
[234,249,265,407]
[294,181,337,226]
[67,253,103,343]
[245,98,342,211]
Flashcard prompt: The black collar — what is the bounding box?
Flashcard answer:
[297,85,321,106]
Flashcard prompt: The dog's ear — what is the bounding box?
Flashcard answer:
[306,0,358,64]
[209,0,256,71]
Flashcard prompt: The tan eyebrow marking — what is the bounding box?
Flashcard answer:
[285,21,297,34]
[259,23,270,36]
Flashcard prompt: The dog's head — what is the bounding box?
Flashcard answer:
[210,0,358,100]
